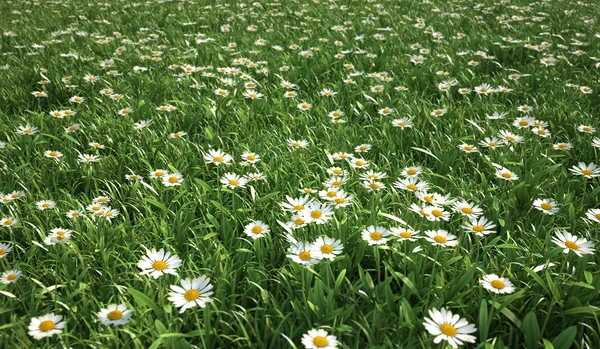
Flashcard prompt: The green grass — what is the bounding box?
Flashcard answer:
[1,0,600,348]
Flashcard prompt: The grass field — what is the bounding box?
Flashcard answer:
[1,0,600,348]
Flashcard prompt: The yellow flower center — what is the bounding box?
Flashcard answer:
[0,249,5,255]
[370,232,382,240]
[4,220,12,225]
[488,142,496,147]
[406,184,417,190]
[461,207,473,214]
[299,251,311,261]
[538,129,546,135]
[168,176,179,183]
[24,129,32,134]
[292,204,305,211]
[502,172,512,178]
[565,241,579,250]
[50,152,58,156]
[7,273,17,281]
[42,203,50,207]
[435,110,443,115]
[359,145,367,151]
[506,136,515,141]
[355,160,365,166]
[434,235,447,243]
[251,226,262,234]
[326,191,336,198]
[472,225,485,232]
[229,179,239,186]
[184,289,200,301]
[152,261,167,271]
[583,127,591,132]
[39,320,55,332]
[313,336,329,347]
[400,232,411,238]
[333,169,342,174]
[491,279,505,289]
[247,155,256,160]
[540,203,553,210]
[321,245,333,254]
[294,218,305,225]
[334,197,345,203]
[596,213,600,219]
[406,169,417,175]
[398,122,406,126]
[311,211,323,219]
[431,209,443,217]
[155,171,164,176]
[332,180,342,186]
[582,169,593,176]
[107,310,123,320]
[519,120,529,126]
[439,323,457,336]
[464,146,473,151]
[558,144,567,149]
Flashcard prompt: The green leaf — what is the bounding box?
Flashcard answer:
[127,288,161,314]
[479,299,489,342]
[522,312,541,349]
[551,326,577,349]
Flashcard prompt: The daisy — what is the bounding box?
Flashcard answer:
[551,230,594,256]
[452,201,483,218]
[78,154,100,163]
[243,90,264,99]
[424,230,458,247]
[241,152,260,164]
[287,214,312,230]
[301,328,339,349]
[97,304,133,326]
[312,236,343,261]
[570,162,600,178]
[324,176,348,188]
[349,158,369,169]
[532,128,551,138]
[44,228,73,245]
[287,241,321,266]
[0,242,13,258]
[328,167,348,176]
[331,152,353,161]
[578,125,596,134]
[513,117,535,128]
[69,96,85,104]
[297,102,312,111]
[280,196,313,213]
[430,108,447,117]
[401,166,423,178]
[517,105,533,113]
[553,142,572,150]
[168,276,214,313]
[423,206,451,222]
[461,217,496,236]
[0,217,17,227]
[204,149,233,166]
[28,313,65,340]
[474,83,492,94]
[221,173,249,189]
[495,168,518,181]
[498,130,523,143]
[36,200,56,210]
[328,110,344,118]
[126,173,143,181]
[246,172,266,182]
[288,139,309,149]
[533,199,559,215]
[244,220,270,239]
[585,208,600,223]
[481,274,515,294]
[458,144,478,153]
[329,190,353,207]
[486,112,507,120]
[390,227,421,242]
[392,118,413,129]
[0,270,21,284]
[17,124,39,136]
[394,177,428,192]
[423,308,477,348]
[44,150,63,159]
[169,131,187,138]
[360,170,388,181]
[361,225,391,245]
[137,247,182,278]
[162,173,183,187]
[355,144,372,152]
[301,201,334,225]
[66,209,84,219]
[378,107,395,116]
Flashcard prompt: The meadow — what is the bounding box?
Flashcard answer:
[1,0,600,348]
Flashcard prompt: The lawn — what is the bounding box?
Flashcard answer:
[0,0,599,348]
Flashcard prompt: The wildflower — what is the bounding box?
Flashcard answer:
[221,173,249,189]
[361,225,391,245]
[461,217,496,236]
[424,230,458,247]
[423,307,476,348]
[162,173,183,187]
[481,274,515,294]
[244,221,270,239]
[287,241,321,266]
[28,313,65,340]
[301,329,339,349]
[0,270,21,284]
[570,162,600,178]
[204,149,233,166]
[168,276,214,313]
[312,236,343,261]
[551,230,594,256]
[533,199,559,215]
[97,304,132,326]
[137,247,182,278]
